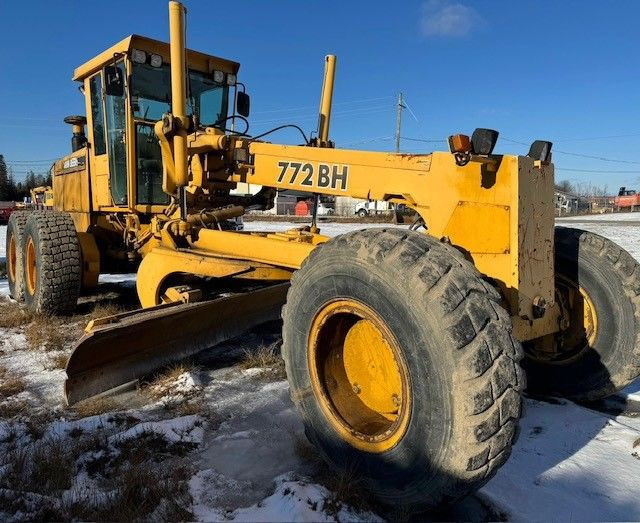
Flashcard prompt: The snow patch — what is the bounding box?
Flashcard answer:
[109,414,205,444]
[190,472,382,523]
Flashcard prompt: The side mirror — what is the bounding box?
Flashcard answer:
[236,91,250,117]
[104,65,124,97]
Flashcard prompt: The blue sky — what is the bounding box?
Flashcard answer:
[1,0,638,191]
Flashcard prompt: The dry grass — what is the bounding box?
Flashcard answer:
[0,399,29,418]
[0,366,27,398]
[294,436,373,517]
[143,363,197,400]
[0,298,34,328]
[0,437,74,494]
[24,314,83,352]
[72,396,118,418]
[90,301,124,320]
[240,342,287,379]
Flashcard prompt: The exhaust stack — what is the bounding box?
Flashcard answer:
[317,55,336,147]
[63,115,87,152]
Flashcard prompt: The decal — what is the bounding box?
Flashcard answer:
[276,161,349,191]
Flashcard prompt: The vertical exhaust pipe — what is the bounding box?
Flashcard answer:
[317,55,336,147]
[168,0,189,212]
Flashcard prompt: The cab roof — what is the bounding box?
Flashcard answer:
[73,34,240,82]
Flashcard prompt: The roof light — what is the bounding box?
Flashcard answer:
[226,73,237,86]
[213,70,225,83]
[131,49,147,64]
[149,54,162,67]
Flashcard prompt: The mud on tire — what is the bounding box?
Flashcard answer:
[22,211,81,314]
[282,228,524,511]
[6,211,30,301]
[524,227,640,401]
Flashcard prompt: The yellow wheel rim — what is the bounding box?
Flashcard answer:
[25,237,37,296]
[308,300,411,453]
[8,235,17,282]
[578,285,598,347]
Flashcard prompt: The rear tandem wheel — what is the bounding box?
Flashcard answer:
[21,211,82,315]
[524,227,640,401]
[282,228,524,511]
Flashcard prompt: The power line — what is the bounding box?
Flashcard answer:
[251,96,394,116]
[501,137,640,165]
[401,136,445,143]
[554,132,640,142]
[556,168,640,174]
[252,105,393,126]
[341,136,393,147]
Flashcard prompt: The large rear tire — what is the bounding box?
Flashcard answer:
[282,228,524,511]
[6,211,30,301]
[22,211,81,315]
[524,227,640,401]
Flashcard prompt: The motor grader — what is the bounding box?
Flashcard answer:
[5,1,640,511]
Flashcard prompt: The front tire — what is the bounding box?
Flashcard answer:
[282,229,524,511]
[524,227,640,401]
[22,212,81,314]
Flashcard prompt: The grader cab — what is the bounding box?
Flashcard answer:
[5,1,640,511]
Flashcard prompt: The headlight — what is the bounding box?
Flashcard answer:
[213,70,225,83]
[131,49,147,64]
[149,54,162,67]
[226,73,237,86]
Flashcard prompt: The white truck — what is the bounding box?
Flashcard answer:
[354,200,393,217]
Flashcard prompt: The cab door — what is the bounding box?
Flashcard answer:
[87,72,111,209]
[103,60,128,206]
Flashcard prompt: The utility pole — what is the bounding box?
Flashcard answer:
[395,92,405,153]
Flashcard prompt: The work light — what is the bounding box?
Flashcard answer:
[226,73,237,86]
[213,70,225,83]
[131,49,147,64]
[149,54,163,67]
[471,128,499,155]
[528,140,553,164]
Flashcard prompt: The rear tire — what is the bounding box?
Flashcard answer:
[6,211,30,301]
[524,227,640,401]
[282,228,524,511]
[356,208,368,218]
[22,211,81,314]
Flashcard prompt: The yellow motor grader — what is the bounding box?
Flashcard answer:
[5,1,640,510]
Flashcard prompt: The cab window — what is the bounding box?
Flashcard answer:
[90,74,106,155]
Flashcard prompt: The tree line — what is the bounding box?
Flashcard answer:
[555,179,611,197]
[0,155,52,202]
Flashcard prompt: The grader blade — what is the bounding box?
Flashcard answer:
[64,283,289,405]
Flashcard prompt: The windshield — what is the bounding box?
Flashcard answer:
[131,62,229,126]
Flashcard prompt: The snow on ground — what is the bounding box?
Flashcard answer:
[1,218,640,521]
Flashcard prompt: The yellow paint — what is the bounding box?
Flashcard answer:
[168,0,189,191]
[307,300,411,453]
[136,245,294,307]
[318,55,336,145]
[77,232,100,289]
[246,144,555,329]
[580,286,598,346]
[8,235,17,282]
[25,237,37,297]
